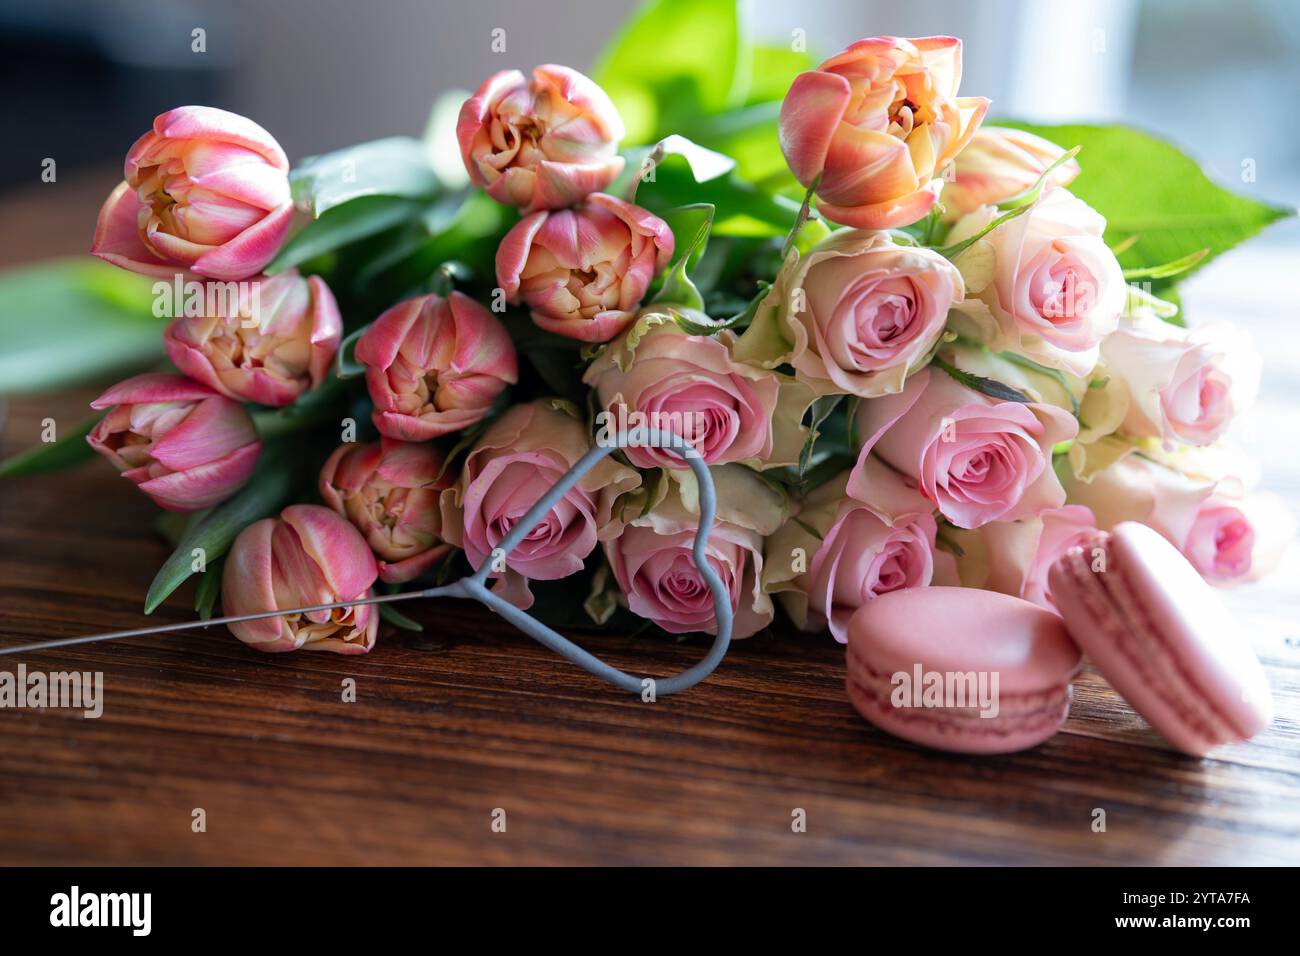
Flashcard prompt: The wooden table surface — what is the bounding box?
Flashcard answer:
[1,178,1298,866]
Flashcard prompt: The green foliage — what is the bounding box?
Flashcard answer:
[1001,122,1292,290]
[290,136,440,217]
[0,260,163,394]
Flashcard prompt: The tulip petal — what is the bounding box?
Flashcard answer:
[90,181,182,278]
[137,440,261,511]
[90,372,222,409]
[153,105,289,170]
[191,202,293,281]
[281,504,379,599]
[779,70,852,187]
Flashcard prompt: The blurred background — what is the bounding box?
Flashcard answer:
[1,0,1296,625]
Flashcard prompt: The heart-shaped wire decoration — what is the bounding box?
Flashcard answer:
[0,427,733,696]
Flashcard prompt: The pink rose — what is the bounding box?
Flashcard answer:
[320,438,453,584]
[163,270,342,407]
[606,466,783,639]
[850,367,1077,529]
[495,193,673,342]
[1062,453,1215,550]
[1183,492,1292,587]
[458,64,625,212]
[951,504,1097,610]
[778,36,988,229]
[355,291,518,441]
[86,372,261,512]
[440,400,639,607]
[764,459,953,642]
[92,106,292,281]
[735,230,963,397]
[584,319,809,470]
[222,504,379,654]
[951,189,1124,376]
[1101,313,1259,449]
[942,126,1080,219]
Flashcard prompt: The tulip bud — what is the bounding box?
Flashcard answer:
[320,438,454,584]
[458,64,625,213]
[92,106,293,281]
[778,36,988,229]
[86,372,261,511]
[163,270,342,407]
[496,193,673,342]
[222,504,380,654]
[943,126,1080,220]
[355,291,518,440]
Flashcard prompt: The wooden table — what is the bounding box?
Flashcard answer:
[1,179,1297,866]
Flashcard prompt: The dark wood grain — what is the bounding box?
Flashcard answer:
[1,174,1298,865]
[1,387,1298,866]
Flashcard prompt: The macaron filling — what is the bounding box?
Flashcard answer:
[846,644,1072,741]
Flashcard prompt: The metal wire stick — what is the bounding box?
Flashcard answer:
[0,428,733,696]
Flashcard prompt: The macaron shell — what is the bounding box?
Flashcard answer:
[847,587,1083,695]
[1049,522,1272,756]
[845,587,1083,754]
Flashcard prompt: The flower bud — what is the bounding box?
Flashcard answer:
[87,372,261,511]
[355,291,518,440]
[496,193,673,342]
[320,439,454,584]
[222,504,379,653]
[458,64,625,212]
[92,106,293,281]
[163,270,342,407]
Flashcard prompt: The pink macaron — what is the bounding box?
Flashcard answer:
[1048,521,1272,757]
[845,587,1083,754]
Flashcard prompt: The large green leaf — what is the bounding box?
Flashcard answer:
[290,136,440,217]
[143,442,304,613]
[266,196,426,274]
[0,409,103,476]
[593,0,747,144]
[1001,122,1293,284]
[614,139,798,238]
[0,259,164,393]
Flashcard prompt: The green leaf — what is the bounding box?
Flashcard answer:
[799,394,844,477]
[335,325,367,379]
[0,409,103,477]
[932,356,1032,404]
[613,141,799,238]
[1121,247,1208,281]
[366,190,512,295]
[378,602,423,632]
[998,122,1293,285]
[291,137,439,217]
[594,0,746,144]
[0,260,165,393]
[144,443,303,614]
[267,196,425,274]
[194,559,224,620]
[651,204,713,310]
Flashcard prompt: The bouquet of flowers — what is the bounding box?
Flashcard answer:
[4,0,1291,658]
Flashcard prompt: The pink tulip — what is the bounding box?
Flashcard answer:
[355,291,518,441]
[222,504,379,654]
[163,270,342,407]
[86,372,261,512]
[320,439,454,584]
[943,126,1081,219]
[496,193,673,342]
[778,36,988,229]
[92,106,293,281]
[458,64,625,213]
